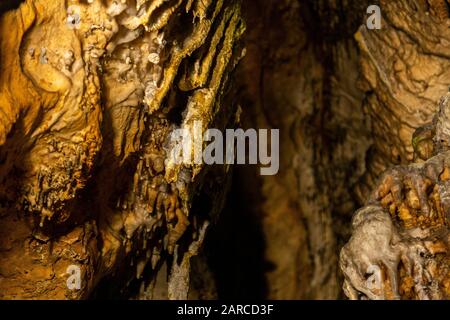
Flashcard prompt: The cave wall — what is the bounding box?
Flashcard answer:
[209,0,373,299]
[208,0,450,299]
[0,0,449,300]
[0,0,244,299]
[355,0,450,202]
[340,0,450,300]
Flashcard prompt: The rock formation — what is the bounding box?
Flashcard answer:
[339,0,450,300]
[354,0,450,202]
[0,0,449,300]
[341,94,450,300]
[0,0,244,299]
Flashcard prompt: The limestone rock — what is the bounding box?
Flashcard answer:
[0,0,244,299]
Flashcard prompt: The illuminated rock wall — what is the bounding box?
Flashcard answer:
[0,0,244,299]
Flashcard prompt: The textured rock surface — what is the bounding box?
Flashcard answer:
[0,0,244,299]
[206,0,373,299]
[341,94,450,300]
[207,0,450,300]
[354,0,450,202]
[1,0,449,300]
[340,0,450,300]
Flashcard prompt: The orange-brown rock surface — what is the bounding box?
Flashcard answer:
[212,0,450,300]
[354,0,450,201]
[339,0,450,300]
[341,94,450,299]
[0,0,244,299]
[0,0,449,301]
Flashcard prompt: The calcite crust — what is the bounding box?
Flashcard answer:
[0,0,244,299]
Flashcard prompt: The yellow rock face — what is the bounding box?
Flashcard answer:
[0,0,244,299]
